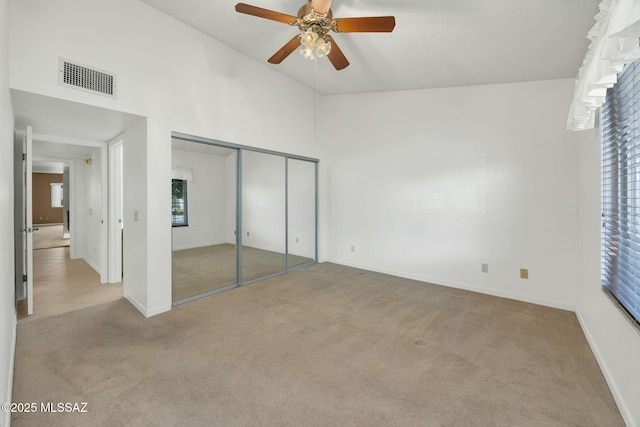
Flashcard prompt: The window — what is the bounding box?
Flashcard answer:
[171,179,188,227]
[51,183,63,208]
[601,58,640,327]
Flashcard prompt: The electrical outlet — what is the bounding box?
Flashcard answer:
[481,263,489,273]
[351,245,355,252]
[520,268,529,279]
[296,237,299,243]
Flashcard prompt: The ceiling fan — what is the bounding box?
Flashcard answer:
[235,0,395,70]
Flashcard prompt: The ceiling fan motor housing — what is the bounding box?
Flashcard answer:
[297,3,333,35]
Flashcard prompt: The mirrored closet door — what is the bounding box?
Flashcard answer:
[171,140,238,303]
[287,158,316,268]
[241,151,286,282]
[171,133,317,306]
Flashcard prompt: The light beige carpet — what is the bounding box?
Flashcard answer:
[12,263,623,426]
[32,224,69,250]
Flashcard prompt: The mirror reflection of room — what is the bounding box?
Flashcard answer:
[287,158,316,268]
[171,136,318,305]
[171,140,237,303]
[241,150,286,282]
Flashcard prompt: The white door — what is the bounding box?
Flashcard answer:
[108,139,123,282]
[14,125,33,315]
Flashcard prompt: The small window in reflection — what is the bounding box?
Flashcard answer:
[171,179,188,227]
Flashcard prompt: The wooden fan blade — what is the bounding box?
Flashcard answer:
[325,35,349,70]
[268,35,301,64]
[333,16,396,33]
[235,3,297,25]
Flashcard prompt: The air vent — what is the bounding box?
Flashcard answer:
[58,58,117,98]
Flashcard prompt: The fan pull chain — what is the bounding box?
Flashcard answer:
[314,57,318,140]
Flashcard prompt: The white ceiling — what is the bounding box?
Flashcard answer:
[12,90,144,143]
[29,138,94,173]
[12,90,144,170]
[140,0,599,95]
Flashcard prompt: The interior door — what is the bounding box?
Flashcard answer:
[108,139,124,282]
[14,125,33,315]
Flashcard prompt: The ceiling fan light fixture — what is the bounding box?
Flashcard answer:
[301,29,318,46]
[299,28,330,60]
[300,45,316,60]
[316,39,331,58]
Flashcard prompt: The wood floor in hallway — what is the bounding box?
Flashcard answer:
[17,247,122,321]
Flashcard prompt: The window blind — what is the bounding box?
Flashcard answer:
[601,58,640,327]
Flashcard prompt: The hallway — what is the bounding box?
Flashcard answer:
[18,247,122,321]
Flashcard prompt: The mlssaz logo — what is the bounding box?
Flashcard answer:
[40,402,88,413]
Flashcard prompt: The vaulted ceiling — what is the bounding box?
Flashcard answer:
[140,0,600,95]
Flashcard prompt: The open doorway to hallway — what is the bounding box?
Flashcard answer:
[12,89,143,320]
[16,137,123,320]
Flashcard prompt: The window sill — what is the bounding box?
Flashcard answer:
[601,286,640,336]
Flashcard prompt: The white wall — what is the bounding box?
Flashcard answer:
[0,0,16,425]
[171,149,230,251]
[323,79,579,310]
[122,118,152,315]
[576,128,640,427]
[9,0,323,316]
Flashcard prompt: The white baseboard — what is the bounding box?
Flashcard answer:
[576,311,635,427]
[124,294,147,317]
[327,258,576,312]
[124,294,170,318]
[84,258,100,275]
[146,304,171,317]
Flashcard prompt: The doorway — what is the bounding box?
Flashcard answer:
[12,89,143,319]
[15,131,120,319]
